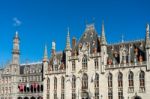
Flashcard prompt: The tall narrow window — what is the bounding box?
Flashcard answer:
[72,75,76,99]
[118,72,123,99]
[94,73,99,88]
[118,72,123,88]
[95,73,99,99]
[61,76,65,90]
[61,76,65,99]
[54,77,57,90]
[72,93,76,99]
[128,71,134,92]
[108,73,113,99]
[82,73,88,90]
[118,91,123,99]
[47,78,50,90]
[94,58,99,70]
[139,71,145,92]
[82,55,88,70]
[72,60,76,71]
[54,77,57,99]
[47,78,50,99]
[72,75,76,89]
[47,94,49,99]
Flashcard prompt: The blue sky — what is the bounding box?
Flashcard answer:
[0,0,150,65]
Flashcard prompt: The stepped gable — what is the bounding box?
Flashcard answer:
[107,40,146,64]
[74,24,100,54]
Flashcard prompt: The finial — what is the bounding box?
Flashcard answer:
[146,23,150,42]
[66,27,71,51]
[52,41,56,50]
[101,20,107,45]
[15,31,18,38]
[146,23,149,32]
[44,45,48,58]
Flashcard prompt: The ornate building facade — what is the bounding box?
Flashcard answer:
[0,32,43,99]
[43,23,150,99]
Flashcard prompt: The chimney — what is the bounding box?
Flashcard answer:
[72,37,76,49]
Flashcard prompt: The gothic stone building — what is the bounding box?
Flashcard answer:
[0,32,43,99]
[43,23,150,99]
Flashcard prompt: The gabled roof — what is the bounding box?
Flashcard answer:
[74,24,100,54]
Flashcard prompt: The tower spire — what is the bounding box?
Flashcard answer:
[146,23,150,48]
[65,27,71,51]
[43,45,48,62]
[12,31,20,65]
[101,21,107,45]
[51,41,56,55]
[15,31,18,38]
[146,23,150,41]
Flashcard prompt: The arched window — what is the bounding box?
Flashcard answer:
[47,78,50,90]
[41,85,43,92]
[95,73,99,99]
[82,73,88,90]
[118,72,123,88]
[72,75,76,89]
[61,76,65,90]
[72,60,76,71]
[108,73,112,88]
[108,73,113,99]
[94,73,99,88]
[54,77,57,90]
[54,77,57,99]
[72,75,76,99]
[82,55,88,70]
[128,71,134,92]
[139,71,145,91]
[94,58,99,70]
[118,72,123,99]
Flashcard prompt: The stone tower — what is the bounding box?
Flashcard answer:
[145,23,150,70]
[11,31,20,99]
[100,22,107,73]
[65,28,71,75]
[12,31,20,75]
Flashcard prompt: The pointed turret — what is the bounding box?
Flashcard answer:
[51,41,56,55]
[11,31,20,75]
[146,23,150,48]
[43,45,48,62]
[65,27,71,51]
[146,24,150,41]
[146,23,150,70]
[100,21,107,73]
[12,31,20,65]
[101,21,107,45]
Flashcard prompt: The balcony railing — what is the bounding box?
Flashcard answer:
[106,61,146,69]
[46,69,66,75]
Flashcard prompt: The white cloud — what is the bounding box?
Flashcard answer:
[13,17,22,27]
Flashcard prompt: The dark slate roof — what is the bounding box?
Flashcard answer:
[107,40,146,64]
[74,24,101,54]
[20,62,42,74]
